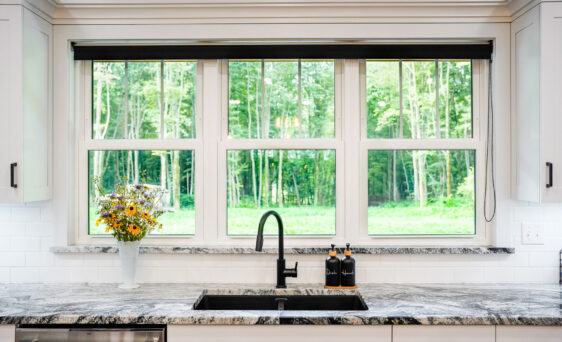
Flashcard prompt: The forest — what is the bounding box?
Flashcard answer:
[90,59,475,236]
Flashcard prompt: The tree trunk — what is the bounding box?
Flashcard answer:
[277,150,284,207]
[247,67,258,206]
[291,169,301,205]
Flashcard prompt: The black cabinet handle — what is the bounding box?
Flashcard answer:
[10,163,17,188]
[546,162,553,188]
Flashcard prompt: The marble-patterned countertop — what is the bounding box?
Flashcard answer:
[0,283,560,326]
[50,245,515,255]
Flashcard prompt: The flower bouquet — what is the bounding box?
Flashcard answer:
[93,178,166,289]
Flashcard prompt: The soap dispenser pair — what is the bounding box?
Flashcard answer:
[325,243,356,288]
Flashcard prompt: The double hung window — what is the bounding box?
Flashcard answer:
[76,44,490,245]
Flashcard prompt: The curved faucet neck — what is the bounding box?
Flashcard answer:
[256,210,284,260]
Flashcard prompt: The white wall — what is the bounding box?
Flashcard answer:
[0,200,560,283]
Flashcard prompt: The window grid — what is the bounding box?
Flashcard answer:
[76,58,490,246]
[358,59,489,244]
[217,60,346,245]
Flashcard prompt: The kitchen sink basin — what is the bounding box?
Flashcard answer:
[193,290,368,311]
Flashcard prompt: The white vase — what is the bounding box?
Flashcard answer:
[117,240,141,289]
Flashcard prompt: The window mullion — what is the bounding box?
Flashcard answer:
[298,59,302,139]
[124,61,128,139]
[160,60,165,139]
[435,59,440,139]
[399,59,404,139]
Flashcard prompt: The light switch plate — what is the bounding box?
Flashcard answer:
[521,222,543,245]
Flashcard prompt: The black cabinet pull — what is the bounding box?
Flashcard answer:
[10,163,17,188]
[546,162,553,188]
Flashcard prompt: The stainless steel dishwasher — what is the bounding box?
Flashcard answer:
[15,327,165,342]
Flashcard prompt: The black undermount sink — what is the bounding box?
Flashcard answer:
[193,294,368,311]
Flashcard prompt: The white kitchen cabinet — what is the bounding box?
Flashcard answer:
[392,325,495,342]
[496,326,562,342]
[167,325,391,342]
[511,3,562,202]
[0,325,15,342]
[0,5,51,202]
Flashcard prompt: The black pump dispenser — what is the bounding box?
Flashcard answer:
[325,244,340,287]
[341,243,356,287]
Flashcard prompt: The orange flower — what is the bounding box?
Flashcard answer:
[125,204,136,216]
[141,211,151,220]
[127,225,141,236]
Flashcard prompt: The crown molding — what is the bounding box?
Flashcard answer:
[46,0,519,24]
[3,0,545,23]
[0,0,57,21]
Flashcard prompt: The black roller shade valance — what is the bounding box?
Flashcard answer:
[72,42,493,60]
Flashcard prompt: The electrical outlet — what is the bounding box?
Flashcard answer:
[521,223,543,245]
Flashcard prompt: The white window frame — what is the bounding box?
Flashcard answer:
[216,59,346,247]
[357,59,490,246]
[74,57,490,247]
[74,60,205,245]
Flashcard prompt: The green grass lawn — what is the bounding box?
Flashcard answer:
[368,204,474,235]
[90,203,474,236]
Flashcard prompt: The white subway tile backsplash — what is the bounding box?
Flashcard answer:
[0,268,10,282]
[0,201,560,284]
[25,223,53,237]
[11,207,41,222]
[10,267,40,282]
[0,252,26,267]
[10,237,41,251]
[25,252,54,267]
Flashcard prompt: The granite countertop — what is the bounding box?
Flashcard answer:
[1,283,560,326]
[50,245,515,255]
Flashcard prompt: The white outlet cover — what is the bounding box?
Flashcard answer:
[521,222,544,245]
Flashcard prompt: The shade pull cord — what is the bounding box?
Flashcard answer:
[484,59,496,223]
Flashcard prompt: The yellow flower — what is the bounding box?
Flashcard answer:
[127,225,141,236]
[125,204,136,216]
[96,217,102,226]
[141,211,151,220]
[113,222,122,229]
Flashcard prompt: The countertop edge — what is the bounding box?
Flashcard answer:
[49,246,515,255]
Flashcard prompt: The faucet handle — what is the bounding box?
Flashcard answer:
[284,262,298,278]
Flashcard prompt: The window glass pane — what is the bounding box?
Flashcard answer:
[93,61,197,140]
[366,60,472,139]
[228,60,335,139]
[127,62,161,139]
[164,61,197,139]
[301,60,335,138]
[367,150,475,235]
[366,61,401,138]
[227,149,335,235]
[228,61,262,139]
[92,62,126,139]
[439,60,472,138]
[88,150,195,235]
[402,61,437,139]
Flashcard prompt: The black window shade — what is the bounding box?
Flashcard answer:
[73,42,493,60]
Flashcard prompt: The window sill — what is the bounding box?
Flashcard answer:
[50,245,515,255]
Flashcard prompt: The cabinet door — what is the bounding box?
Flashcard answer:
[511,6,541,202]
[21,7,51,201]
[0,325,15,342]
[168,325,391,342]
[496,326,562,342]
[392,326,495,342]
[541,2,562,202]
[0,6,23,203]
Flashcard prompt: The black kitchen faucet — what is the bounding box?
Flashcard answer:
[255,210,298,288]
